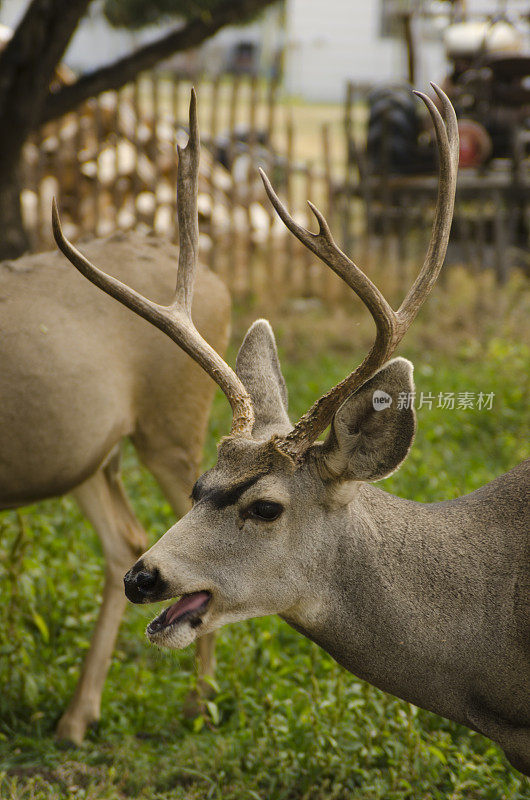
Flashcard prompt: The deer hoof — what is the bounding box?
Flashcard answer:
[55,709,99,745]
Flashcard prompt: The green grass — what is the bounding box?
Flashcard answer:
[0,320,529,800]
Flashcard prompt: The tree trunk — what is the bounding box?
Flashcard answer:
[0,165,30,259]
[0,0,274,259]
[0,0,90,259]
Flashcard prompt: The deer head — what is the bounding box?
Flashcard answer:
[52,85,459,652]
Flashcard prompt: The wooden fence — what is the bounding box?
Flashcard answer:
[20,73,527,306]
[21,72,345,304]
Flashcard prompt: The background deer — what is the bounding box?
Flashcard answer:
[0,228,229,744]
[53,88,529,775]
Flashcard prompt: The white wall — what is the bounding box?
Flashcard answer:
[284,0,407,101]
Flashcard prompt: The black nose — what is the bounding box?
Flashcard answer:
[124,562,163,603]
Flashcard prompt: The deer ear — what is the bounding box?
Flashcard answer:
[236,319,291,439]
[319,358,416,482]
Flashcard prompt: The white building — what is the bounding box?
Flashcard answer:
[282,0,530,101]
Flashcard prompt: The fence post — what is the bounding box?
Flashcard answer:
[493,189,508,285]
[131,76,143,233]
[304,161,315,296]
[246,74,259,296]
[227,75,242,295]
[321,122,337,303]
[92,97,103,237]
[285,113,296,294]
[343,81,355,255]
[208,76,220,274]
[266,77,279,143]
[109,91,120,234]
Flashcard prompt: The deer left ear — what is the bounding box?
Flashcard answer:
[236,319,291,440]
[318,358,416,482]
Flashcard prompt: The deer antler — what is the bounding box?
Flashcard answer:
[260,83,459,460]
[52,89,254,438]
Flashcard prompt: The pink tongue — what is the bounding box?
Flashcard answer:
[166,592,210,625]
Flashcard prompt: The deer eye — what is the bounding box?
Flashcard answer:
[243,500,283,522]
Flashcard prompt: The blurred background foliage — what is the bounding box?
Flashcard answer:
[103,0,271,29]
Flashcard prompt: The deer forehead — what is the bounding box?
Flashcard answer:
[191,437,298,509]
[216,437,295,480]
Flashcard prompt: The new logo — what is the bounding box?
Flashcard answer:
[372,390,392,411]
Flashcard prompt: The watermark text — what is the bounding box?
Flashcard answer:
[395,391,495,411]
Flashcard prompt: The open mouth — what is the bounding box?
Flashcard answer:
[147,591,211,636]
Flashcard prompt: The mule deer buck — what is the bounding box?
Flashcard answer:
[52,87,529,775]
[1,220,229,742]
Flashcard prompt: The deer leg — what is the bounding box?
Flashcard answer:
[195,627,216,692]
[56,448,147,744]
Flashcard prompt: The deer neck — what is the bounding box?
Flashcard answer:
[281,468,526,727]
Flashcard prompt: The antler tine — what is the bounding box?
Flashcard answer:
[398,83,458,326]
[174,87,199,316]
[52,90,254,438]
[259,168,396,336]
[260,83,458,461]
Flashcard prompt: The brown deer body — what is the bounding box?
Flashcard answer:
[0,231,229,743]
[53,89,529,775]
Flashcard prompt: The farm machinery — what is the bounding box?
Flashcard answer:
[367,18,530,172]
[347,14,530,281]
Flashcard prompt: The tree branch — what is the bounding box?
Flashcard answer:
[0,0,91,149]
[40,0,277,125]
